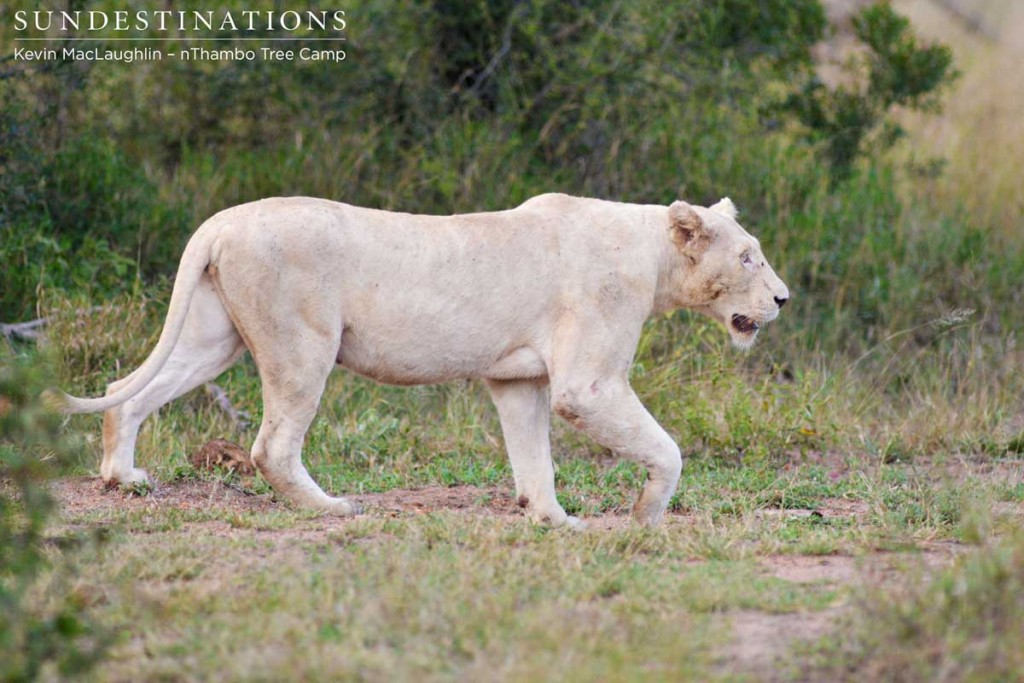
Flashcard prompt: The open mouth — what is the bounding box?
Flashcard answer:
[731,314,760,334]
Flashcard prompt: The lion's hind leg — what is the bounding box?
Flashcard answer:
[212,241,357,516]
[245,323,358,517]
[248,359,358,516]
[101,275,245,487]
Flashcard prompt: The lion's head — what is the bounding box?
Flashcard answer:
[668,197,789,349]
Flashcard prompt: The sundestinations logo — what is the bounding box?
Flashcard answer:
[9,8,348,64]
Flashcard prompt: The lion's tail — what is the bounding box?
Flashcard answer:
[47,225,216,415]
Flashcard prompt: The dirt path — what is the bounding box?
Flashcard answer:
[51,476,526,521]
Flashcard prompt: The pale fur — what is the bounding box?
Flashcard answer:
[56,194,788,527]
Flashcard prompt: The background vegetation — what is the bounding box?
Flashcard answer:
[1,0,1022,680]
[0,356,107,680]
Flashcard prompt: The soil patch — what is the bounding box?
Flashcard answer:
[758,544,963,586]
[760,555,860,584]
[729,542,968,680]
[51,476,645,528]
[50,476,531,523]
[51,476,280,518]
[722,609,843,681]
[356,484,519,517]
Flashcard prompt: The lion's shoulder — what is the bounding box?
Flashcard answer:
[515,193,588,211]
[514,193,640,219]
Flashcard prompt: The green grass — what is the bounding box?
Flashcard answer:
[811,531,1024,681]
[27,454,1020,682]
[66,516,726,682]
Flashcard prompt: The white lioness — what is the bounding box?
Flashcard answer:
[56,194,788,527]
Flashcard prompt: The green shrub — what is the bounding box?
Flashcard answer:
[0,218,136,322]
[0,82,188,321]
[0,352,108,680]
[42,135,191,277]
[785,3,956,182]
[0,0,964,343]
[5,0,1011,465]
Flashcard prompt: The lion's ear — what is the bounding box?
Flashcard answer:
[709,197,738,219]
[669,201,711,260]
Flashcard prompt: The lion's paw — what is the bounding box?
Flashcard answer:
[124,467,151,485]
[104,468,153,496]
[103,467,151,488]
[564,515,588,531]
[528,508,586,530]
[324,497,362,517]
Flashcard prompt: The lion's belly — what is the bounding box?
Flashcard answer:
[332,258,556,385]
[336,319,548,386]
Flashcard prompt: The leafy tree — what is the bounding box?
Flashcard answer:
[785,2,955,182]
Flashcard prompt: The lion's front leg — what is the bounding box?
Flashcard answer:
[486,378,582,528]
[551,377,682,527]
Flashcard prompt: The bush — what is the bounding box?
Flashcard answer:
[0,218,136,322]
[0,352,108,680]
[785,3,955,182]
[0,81,188,321]
[42,136,191,277]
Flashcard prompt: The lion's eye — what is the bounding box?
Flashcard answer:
[740,252,754,269]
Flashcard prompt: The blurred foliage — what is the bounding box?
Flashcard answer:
[825,532,1024,680]
[0,0,995,356]
[785,3,956,181]
[0,352,108,680]
[0,216,136,321]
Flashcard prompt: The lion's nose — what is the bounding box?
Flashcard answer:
[774,296,788,309]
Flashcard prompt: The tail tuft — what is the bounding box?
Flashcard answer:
[40,388,71,414]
